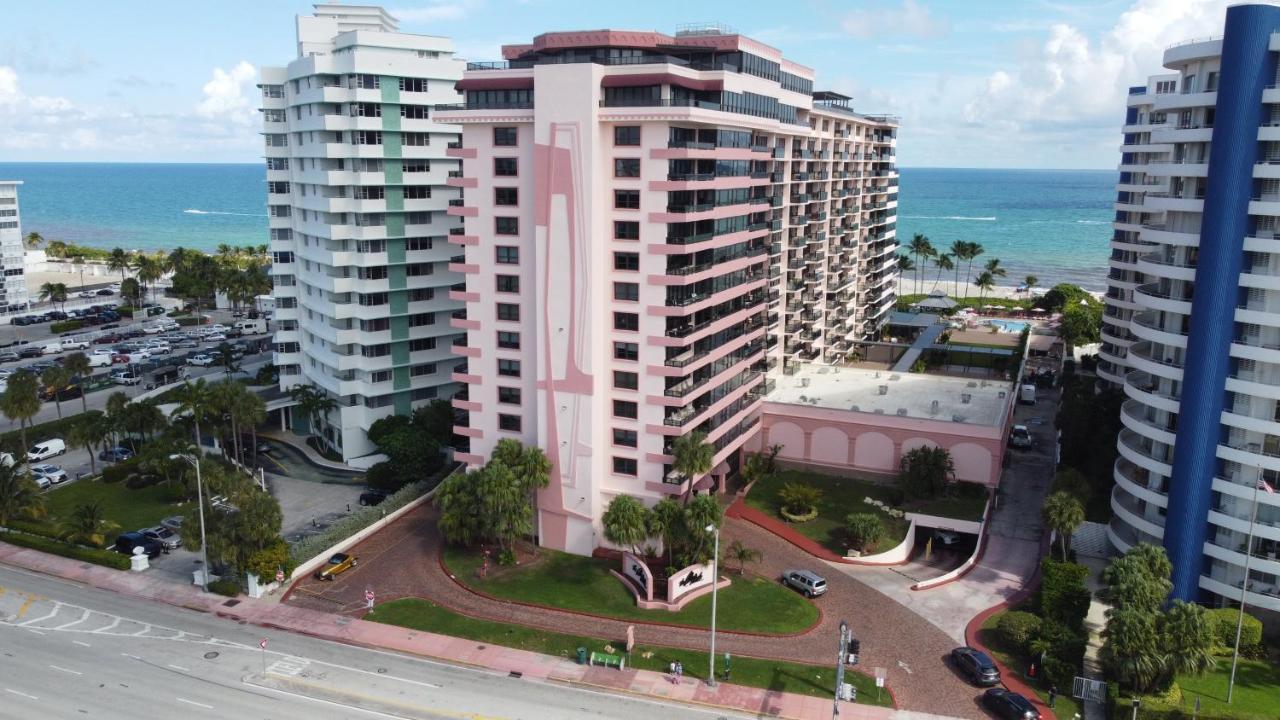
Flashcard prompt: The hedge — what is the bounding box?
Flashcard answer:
[996,610,1041,650]
[208,579,241,597]
[0,411,104,456]
[50,319,84,334]
[1206,607,1262,649]
[176,316,202,327]
[0,530,130,570]
[1040,559,1091,632]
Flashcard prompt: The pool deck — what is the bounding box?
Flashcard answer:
[890,321,947,372]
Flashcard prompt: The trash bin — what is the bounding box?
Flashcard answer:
[576,647,588,665]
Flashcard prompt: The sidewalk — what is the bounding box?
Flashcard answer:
[0,541,894,720]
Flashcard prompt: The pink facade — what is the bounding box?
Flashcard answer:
[748,402,1007,487]
[437,28,898,556]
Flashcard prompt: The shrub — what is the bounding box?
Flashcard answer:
[996,611,1042,650]
[1206,607,1262,649]
[102,459,141,484]
[365,460,412,493]
[245,538,295,581]
[845,513,885,552]
[1040,559,1091,632]
[50,319,84,334]
[124,473,162,490]
[0,530,130,570]
[777,481,822,516]
[1041,656,1077,690]
[207,578,241,597]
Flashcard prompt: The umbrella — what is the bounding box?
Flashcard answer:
[917,295,958,310]
[983,304,998,309]
[1031,307,1046,313]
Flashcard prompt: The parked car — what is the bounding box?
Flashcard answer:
[78,290,96,299]
[96,288,115,296]
[111,370,142,385]
[40,342,63,355]
[99,446,135,462]
[39,383,82,402]
[187,354,215,366]
[0,351,18,363]
[781,569,828,598]
[203,333,227,343]
[950,647,1001,686]
[113,532,162,560]
[18,346,42,359]
[359,490,387,506]
[139,526,181,552]
[981,688,1041,720]
[1009,425,1033,449]
[160,515,184,533]
[33,474,53,490]
[61,338,90,350]
[933,530,962,546]
[315,553,358,581]
[27,438,67,461]
[87,353,112,368]
[30,463,68,485]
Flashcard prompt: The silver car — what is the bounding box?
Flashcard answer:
[782,569,828,598]
[140,526,182,552]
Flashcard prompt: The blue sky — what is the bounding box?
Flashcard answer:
[0,0,1244,167]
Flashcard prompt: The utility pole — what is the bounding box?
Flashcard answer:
[833,620,849,718]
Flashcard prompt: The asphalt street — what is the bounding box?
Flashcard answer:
[0,565,746,720]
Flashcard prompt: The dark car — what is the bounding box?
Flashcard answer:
[46,311,68,321]
[12,316,33,326]
[96,288,115,296]
[113,531,163,560]
[982,688,1041,720]
[359,490,387,506]
[39,384,82,402]
[99,446,135,462]
[18,347,42,359]
[101,322,119,330]
[950,646,1001,686]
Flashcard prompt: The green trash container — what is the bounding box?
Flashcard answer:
[577,647,588,665]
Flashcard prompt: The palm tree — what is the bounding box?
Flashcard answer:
[37,282,68,312]
[1,370,42,464]
[72,254,87,291]
[1101,607,1163,693]
[949,240,969,298]
[601,494,650,554]
[46,239,68,259]
[172,379,214,449]
[984,257,1008,283]
[58,502,119,548]
[107,248,131,283]
[1024,274,1039,296]
[1043,491,1085,561]
[724,538,762,576]
[120,278,142,308]
[647,497,685,565]
[897,254,916,290]
[23,231,44,251]
[289,384,336,441]
[974,271,997,305]
[132,253,165,305]
[671,431,714,490]
[908,233,933,295]
[0,462,46,528]
[62,352,93,414]
[932,252,954,294]
[964,241,985,297]
[123,399,165,443]
[39,365,72,419]
[67,413,110,477]
[1159,600,1216,679]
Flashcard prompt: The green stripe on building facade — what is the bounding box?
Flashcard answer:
[381,75,413,414]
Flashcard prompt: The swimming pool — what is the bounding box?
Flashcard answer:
[981,319,1030,333]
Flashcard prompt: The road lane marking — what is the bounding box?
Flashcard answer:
[121,653,140,660]
[168,664,190,672]
[4,688,37,700]
[49,665,82,676]
[53,609,90,630]
[93,618,120,633]
[18,601,59,626]
[72,640,91,647]
[176,698,213,709]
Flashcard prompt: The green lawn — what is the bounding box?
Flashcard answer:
[366,598,892,706]
[1137,659,1280,719]
[904,493,989,522]
[442,545,818,635]
[979,612,1082,720]
[745,470,911,556]
[44,479,186,533]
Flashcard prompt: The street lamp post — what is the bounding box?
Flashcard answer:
[1227,459,1265,704]
[705,523,720,688]
[171,452,209,592]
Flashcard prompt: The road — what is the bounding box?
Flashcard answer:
[0,565,744,720]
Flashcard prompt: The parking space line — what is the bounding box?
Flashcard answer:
[49,665,81,676]
[175,698,213,710]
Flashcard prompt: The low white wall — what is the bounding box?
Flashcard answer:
[911,496,993,591]
[845,518,915,565]
[289,488,437,581]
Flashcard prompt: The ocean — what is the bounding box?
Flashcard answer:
[0,163,1115,290]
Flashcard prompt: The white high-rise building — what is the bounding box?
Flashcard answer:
[0,181,29,311]
[261,4,466,461]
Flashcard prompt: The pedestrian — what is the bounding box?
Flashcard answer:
[675,661,683,682]
[668,661,678,684]
[1048,685,1057,709]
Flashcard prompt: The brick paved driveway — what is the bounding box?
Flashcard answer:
[285,504,990,718]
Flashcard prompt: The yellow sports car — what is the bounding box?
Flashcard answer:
[315,552,358,581]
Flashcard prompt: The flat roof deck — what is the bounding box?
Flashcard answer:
[766,365,1012,427]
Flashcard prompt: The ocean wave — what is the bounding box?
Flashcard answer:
[183,208,267,217]
[1027,219,1108,225]
[900,215,997,221]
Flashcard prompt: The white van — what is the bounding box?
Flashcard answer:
[27,438,67,461]
[40,342,63,355]
[234,318,268,335]
[1019,383,1036,405]
[87,353,112,368]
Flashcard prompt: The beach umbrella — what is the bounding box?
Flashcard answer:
[1031,307,1046,313]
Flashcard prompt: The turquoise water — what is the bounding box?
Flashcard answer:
[1,163,1114,290]
[981,319,1031,333]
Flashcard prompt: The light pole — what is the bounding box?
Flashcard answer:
[171,452,209,592]
[705,523,720,687]
[1227,456,1265,704]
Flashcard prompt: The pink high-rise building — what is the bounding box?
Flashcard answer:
[436,26,898,555]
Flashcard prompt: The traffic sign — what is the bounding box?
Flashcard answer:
[275,569,285,583]
[259,638,268,650]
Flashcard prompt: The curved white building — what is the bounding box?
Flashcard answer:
[261,5,466,460]
[1106,4,1280,619]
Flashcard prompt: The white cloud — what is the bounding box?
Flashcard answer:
[392,1,477,24]
[196,60,257,126]
[841,0,949,39]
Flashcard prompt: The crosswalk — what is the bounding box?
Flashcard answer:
[0,591,227,648]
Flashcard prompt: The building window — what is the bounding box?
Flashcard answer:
[497,303,520,321]
[495,158,518,176]
[498,359,521,377]
[613,371,638,390]
[499,414,522,432]
[614,189,640,209]
[612,457,638,476]
[496,246,519,264]
[408,337,437,351]
[495,217,519,235]
[614,282,639,301]
[497,331,520,349]
[613,429,638,447]
[614,221,640,240]
[614,252,639,271]
[614,126,641,146]
[498,387,522,405]
[495,187,518,206]
[614,342,639,361]
[614,312,639,331]
[614,158,640,178]
[496,274,520,293]
[399,77,428,92]
[493,127,518,146]
[613,400,637,419]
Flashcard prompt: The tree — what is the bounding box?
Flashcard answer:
[949,240,969,298]
[38,282,69,311]
[1060,303,1102,347]
[1103,543,1173,614]
[436,469,484,547]
[1100,607,1163,693]
[724,539,762,576]
[845,512,885,552]
[908,233,933,295]
[601,495,650,554]
[67,412,110,477]
[1043,491,1085,561]
[132,253,165,304]
[412,399,456,446]
[62,352,93,414]
[178,462,283,572]
[120,277,142,307]
[1024,275,1039,295]
[671,431,714,488]
[1039,283,1095,312]
[215,343,241,378]
[244,538,295,581]
[171,378,212,449]
[107,247,132,283]
[778,481,822,517]
[475,462,533,554]
[1,370,42,463]
[289,384,335,440]
[963,241,985,296]
[682,494,723,565]
[23,231,44,251]
[58,502,119,548]
[0,462,45,527]
[973,270,996,304]
[647,497,685,565]
[39,365,72,419]
[897,254,916,292]
[122,399,165,443]
[983,257,1007,281]
[898,446,954,499]
[932,253,955,295]
[1159,600,1216,679]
